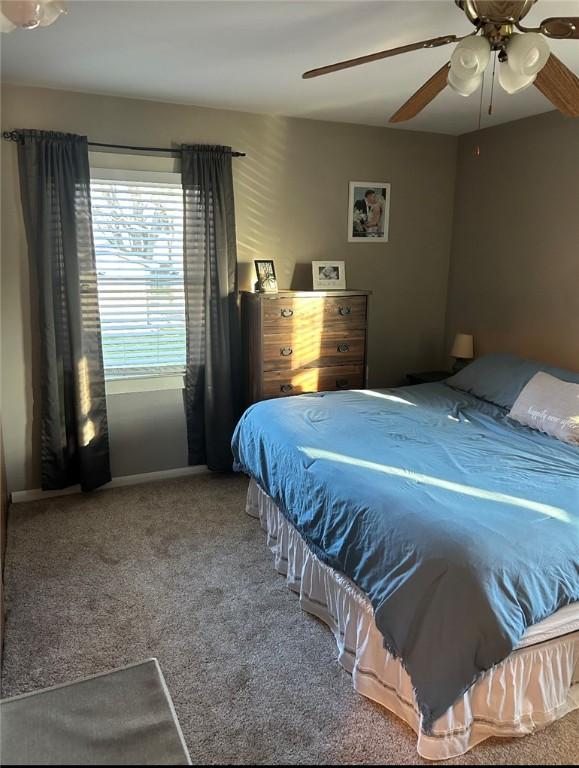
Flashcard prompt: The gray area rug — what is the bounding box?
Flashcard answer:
[1,659,191,765]
[2,474,578,765]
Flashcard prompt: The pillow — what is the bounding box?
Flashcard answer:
[508,372,579,444]
[445,353,579,410]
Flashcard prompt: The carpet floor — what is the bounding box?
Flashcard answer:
[2,474,578,765]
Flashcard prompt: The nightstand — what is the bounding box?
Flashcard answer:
[406,370,451,386]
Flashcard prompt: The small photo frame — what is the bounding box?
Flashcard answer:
[348,181,390,243]
[312,261,346,290]
[254,259,278,293]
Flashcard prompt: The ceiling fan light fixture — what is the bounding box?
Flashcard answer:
[0,0,66,32]
[448,68,483,97]
[506,32,550,76]
[498,61,536,94]
[1,1,41,29]
[450,35,491,80]
[38,1,66,27]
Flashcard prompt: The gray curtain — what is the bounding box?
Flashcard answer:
[17,130,111,491]
[181,145,241,470]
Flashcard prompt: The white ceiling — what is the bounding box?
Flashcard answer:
[2,0,579,135]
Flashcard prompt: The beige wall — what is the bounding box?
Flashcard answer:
[445,111,579,371]
[1,85,457,492]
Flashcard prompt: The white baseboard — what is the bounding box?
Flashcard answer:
[10,465,209,504]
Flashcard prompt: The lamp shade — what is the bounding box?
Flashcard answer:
[450,36,491,80]
[448,68,482,97]
[507,33,550,77]
[451,333,474,360]
[498,62,536,94]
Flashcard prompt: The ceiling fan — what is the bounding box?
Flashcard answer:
[302,1,579,123]
[0,1,66,32]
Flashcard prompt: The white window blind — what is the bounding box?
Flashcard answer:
[90,171,185,379]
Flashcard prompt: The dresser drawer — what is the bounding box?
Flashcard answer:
[263,365,364,398]
[263,329,366,370]
[262,295,367,329]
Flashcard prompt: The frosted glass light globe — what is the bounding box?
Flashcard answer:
[448,68,482,97]
[38,0,66,26]
[450,36,491,80]
[499,62,536,94]
[0,1,41,28]
[507,33,550,76]
[0,1,66,31]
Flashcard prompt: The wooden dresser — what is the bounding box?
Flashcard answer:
[241,290,370,404]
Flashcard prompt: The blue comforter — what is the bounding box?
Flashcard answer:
[232,383,579,729]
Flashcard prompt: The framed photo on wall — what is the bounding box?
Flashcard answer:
[312,261,346,290]
[348,182,390,243]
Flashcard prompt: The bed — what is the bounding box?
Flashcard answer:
[231,357,579,760]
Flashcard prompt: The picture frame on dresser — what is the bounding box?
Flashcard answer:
[254,259,278,293]
[312,261,346,290]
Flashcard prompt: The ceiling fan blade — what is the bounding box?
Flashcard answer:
[302,35,457,79]
[389,63,450,123]
[540,17,579,39]
[534,54,579,117]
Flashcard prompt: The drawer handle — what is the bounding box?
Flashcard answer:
[280,384,294,394]
[337,343,350,353]
[338,305,352,316]
[280,346,293,357]
[280,308,294,318]
[336,379,349,389]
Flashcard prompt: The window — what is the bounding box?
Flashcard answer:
[90,169,185,379]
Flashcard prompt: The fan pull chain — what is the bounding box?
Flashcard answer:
[488,52,497,116]
[474,66,486,157]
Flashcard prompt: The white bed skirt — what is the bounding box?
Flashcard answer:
[246,479,579,761]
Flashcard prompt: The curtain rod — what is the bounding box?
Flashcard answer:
[2,131,246,157]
